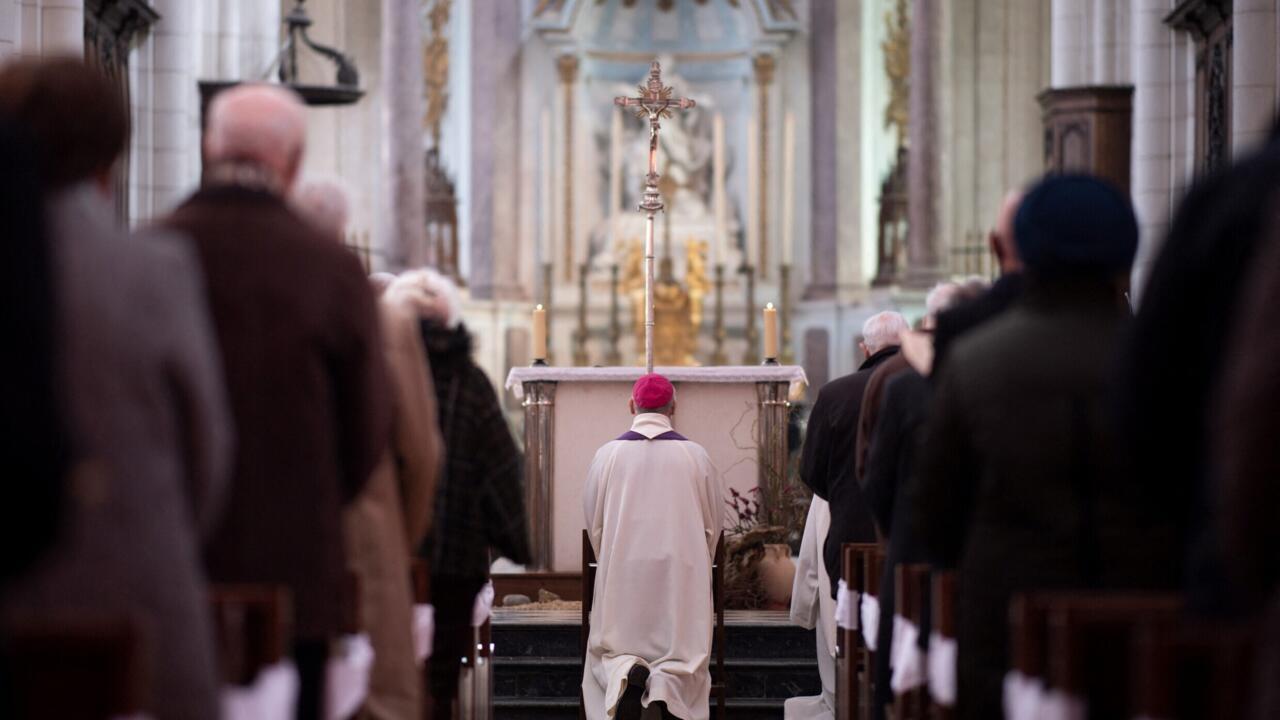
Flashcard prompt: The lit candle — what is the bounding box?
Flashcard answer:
[609,106,623,224]
[540,108,553,264]
[712,113,726,267]
[532,304,547,362]
[781,111,795,265]
[763,302,778,360]
[745,117,758,269]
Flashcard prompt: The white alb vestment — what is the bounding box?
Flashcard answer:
[582,413,724,720]
[784,497,837,720]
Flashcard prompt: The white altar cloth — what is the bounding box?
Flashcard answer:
[506,365,806,572]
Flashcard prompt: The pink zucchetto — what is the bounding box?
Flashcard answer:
[632,373,675,410]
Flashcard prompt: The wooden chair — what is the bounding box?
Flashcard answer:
[411,560,435,720]
[893,563,931,719]
[1131,620,1256,720]
[455,617,493,720]
[858,546,886,720]
[929,570,958,720]
[835,542,877,720]
[581,529,726,720]
[209,583,294,686]
[339,569,363,636]
[1047,593,1182,718]
[2,613,148,718]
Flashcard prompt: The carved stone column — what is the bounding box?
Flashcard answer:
[558,55,579,282]
[753,54,775,279]
[521,380,556,570]
[904,0,945,288]
[807,0,838,299]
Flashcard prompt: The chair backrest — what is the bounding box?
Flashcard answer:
[339,569,362,636]
[411,559,432,604]
[896,564,931,627]
[209,583,294,686]
[931,570,958,639]
[1131,620,1256,720]
[3,613,149,717]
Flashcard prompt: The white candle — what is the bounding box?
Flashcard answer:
[540,108,553,265]
[781,111,796,265]
[763,302,778,359]
[712,113,726,267]
[532,304,547,361]
[609,106,623,219]
[745,117,758,269]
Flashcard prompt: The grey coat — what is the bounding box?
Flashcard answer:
[2,187,233,720]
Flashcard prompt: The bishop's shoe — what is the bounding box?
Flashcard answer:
[616,663,650,720]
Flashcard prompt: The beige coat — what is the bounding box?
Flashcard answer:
[346,296,444,720]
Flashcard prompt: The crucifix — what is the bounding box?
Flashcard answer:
[615,60,696,374]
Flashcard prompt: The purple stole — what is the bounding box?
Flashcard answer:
[616,429,687,441]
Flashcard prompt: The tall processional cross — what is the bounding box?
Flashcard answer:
[615,61,696,374]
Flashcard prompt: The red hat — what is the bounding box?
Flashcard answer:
[632,373,675,410]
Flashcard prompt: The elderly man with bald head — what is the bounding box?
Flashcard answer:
[163,85,393,720]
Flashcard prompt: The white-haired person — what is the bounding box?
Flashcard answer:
[162,84,393,720]
[798,310,909,588]
[293,179,444,719]
[387,269,531,718]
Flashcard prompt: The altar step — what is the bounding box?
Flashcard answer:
[491,609,821,720]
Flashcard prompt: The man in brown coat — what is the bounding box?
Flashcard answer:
[0,59,232,720]
[294,179,444,719]
[163,86,392,720]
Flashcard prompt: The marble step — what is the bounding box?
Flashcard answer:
[494,696,787,720]
[494,655,821,700]
[492,620,815,660]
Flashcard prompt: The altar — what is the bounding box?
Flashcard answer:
[505,365,806,573]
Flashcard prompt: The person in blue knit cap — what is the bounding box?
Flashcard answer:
[913,174,1182,720]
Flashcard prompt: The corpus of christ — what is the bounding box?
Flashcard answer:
[0,2,1279,720]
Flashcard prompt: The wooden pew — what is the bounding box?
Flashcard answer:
[835,542,876,720]
[1130,621,1256,720]
[929,570,958,719]
[580,529,726,720]
[209,584,294,686]
[1045,593,1182,718]
[893,563,931,719]
[2,613,148,718]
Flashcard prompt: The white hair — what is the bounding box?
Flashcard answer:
[292,178,351,239]
[861,311,909,354]
[925,282,963,318]
[387,267,462,329]
[205,84,307,190]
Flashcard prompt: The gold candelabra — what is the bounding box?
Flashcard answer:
[541,262,554,365]
[573,262,589,366]
[710,264,727,365]
[741,264,760,365]
[780,263,794,364]
[606,263,622,365]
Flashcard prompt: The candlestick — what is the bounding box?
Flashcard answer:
[780,263,795,364]
[711,264,727,365]
[532,303,547,365]
[741,264,760,365]
[745,117,759,272]
[606,263,622,365]
[573,262,589,366]
[712,113,726,267]
[763,302,779,362]
[781,111,795,265]
[541,261,554,364]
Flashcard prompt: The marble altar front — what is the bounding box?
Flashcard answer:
[506,365,806,573]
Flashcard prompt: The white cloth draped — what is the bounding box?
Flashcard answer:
[471,581,495,627]
[325,634,374,720]
[220,661,299,720]
[888,616,924,693]
[926,631,957,706]
[835,580,859,631]
[783,497,836,720]
[506,366,808,399]
[582,413,724,720]
[860,595,881,651]
[1003,670,1046,720]
[414,604,435,663]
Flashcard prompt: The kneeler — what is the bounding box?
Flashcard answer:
[581,529,726,720]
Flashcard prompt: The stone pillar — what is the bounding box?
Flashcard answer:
[381,0,427,270]
[1130,0,1176,297]
[807,0,837,299]
[754,53,774,279]
[148,0,197,218]
[0,0,18,57]
[1232,0,1279,154]
[41,0,81,55]
[468,0,523,300]
[905,0,945,287]
[1052,0,1089,87]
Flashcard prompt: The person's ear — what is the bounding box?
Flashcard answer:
[628,398,637,416]
[989,231,1007,268]
[668,399,677,417]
